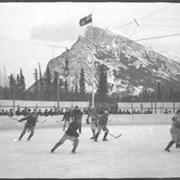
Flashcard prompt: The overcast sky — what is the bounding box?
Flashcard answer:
[0,2,180,88]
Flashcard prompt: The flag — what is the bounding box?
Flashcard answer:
[79,14,92,26]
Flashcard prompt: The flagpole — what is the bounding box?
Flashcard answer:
[79,13,94,108]
[91,14,95,108]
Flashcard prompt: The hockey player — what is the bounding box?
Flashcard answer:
[50,118,81,154]
[18,109,38,141]
[86,107,98,139]
[164,109,180,152]
[94,109,109,142]
[71,106,83,133]
[72,106,82,120]
[62,108,72,131]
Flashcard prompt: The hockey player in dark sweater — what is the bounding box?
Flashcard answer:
[71,106,83,133]
[72,106,83,121]
[62,108,72,131]
[18,110,38,141]
[51,117,81,154]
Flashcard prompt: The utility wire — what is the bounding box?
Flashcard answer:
[140,25,180,27]
[0,32,180,53]
[139,4,174,20]
[115,4,174,29]
[141,18,180,21]
[133,33,180,42]
[0,36,66,49]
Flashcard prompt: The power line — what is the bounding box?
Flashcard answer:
[0,36,66,49]
[141,18,180,21]
[133,33,180,42]
[139,4,174,20]
[115,4,174,29]
[1,31,179,54]
[140,24,180,27]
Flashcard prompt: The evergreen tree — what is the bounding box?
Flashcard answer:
[75,84,79,101]
[44,66,52,100]
[64,80,68,94]
[169,87,174,102]
[59,78,64,100]
[19,68,26,99]
[16,74,21,99]
[3,86,9,99]
[157,82,162,101]
[79,68,86,100]
[8,73,15,99]
[96,64,108,102]
[38,63,45,100]
[34,68,39,100]
[52,71,59,100]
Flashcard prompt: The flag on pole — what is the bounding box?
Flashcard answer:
[79,14,92,26]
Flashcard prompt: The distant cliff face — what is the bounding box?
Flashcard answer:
[28,26,180,96]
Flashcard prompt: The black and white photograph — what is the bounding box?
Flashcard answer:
[1,1,180,179]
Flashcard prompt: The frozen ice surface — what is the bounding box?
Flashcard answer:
[0,114,180,178]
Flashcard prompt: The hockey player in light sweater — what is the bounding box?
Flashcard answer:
[164,109,180,152]
[94,109,109,142]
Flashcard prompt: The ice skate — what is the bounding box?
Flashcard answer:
[102,132,108,141]
[94,132,99,142]
[164,148,170,152]
[71,149,76,154]
[176,143,180,148]
[51,148,55,153]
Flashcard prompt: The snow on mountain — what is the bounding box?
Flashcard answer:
[28,26,180,96]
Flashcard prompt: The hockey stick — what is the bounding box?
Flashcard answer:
[9,116,46,124]
[108,132,122,139]
[108,119,112,123]
[8,116,25,124]
[37,119,47,124]
[7,116,22,128]
[8,115,18,121]
[56,119,63,123]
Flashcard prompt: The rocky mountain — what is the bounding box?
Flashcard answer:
[28,26,180,96]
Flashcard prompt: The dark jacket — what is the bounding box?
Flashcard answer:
[62,111,72,121]
[98,113,109,126]
[19,114,38,127]
[72,109,82,121]
[65,120,81,137]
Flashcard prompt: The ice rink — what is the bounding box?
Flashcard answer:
[0,114,180,179]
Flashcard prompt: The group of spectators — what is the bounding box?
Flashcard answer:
[118,108,153,114]
[118,108,172,114]
[0,106,173,117]
[0,107,89,117]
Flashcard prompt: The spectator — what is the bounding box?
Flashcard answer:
[43,109,49,116]
[49,108,54,116]
[22,107,28,116]
[16,108,21,116]
[164,109,169,114]
[9,109,13,116]
[38,109,43,116]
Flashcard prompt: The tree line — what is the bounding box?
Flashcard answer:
[1,64,180,103]
[0,64,111,102]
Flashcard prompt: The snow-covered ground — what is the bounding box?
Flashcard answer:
[0,114,180,178]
